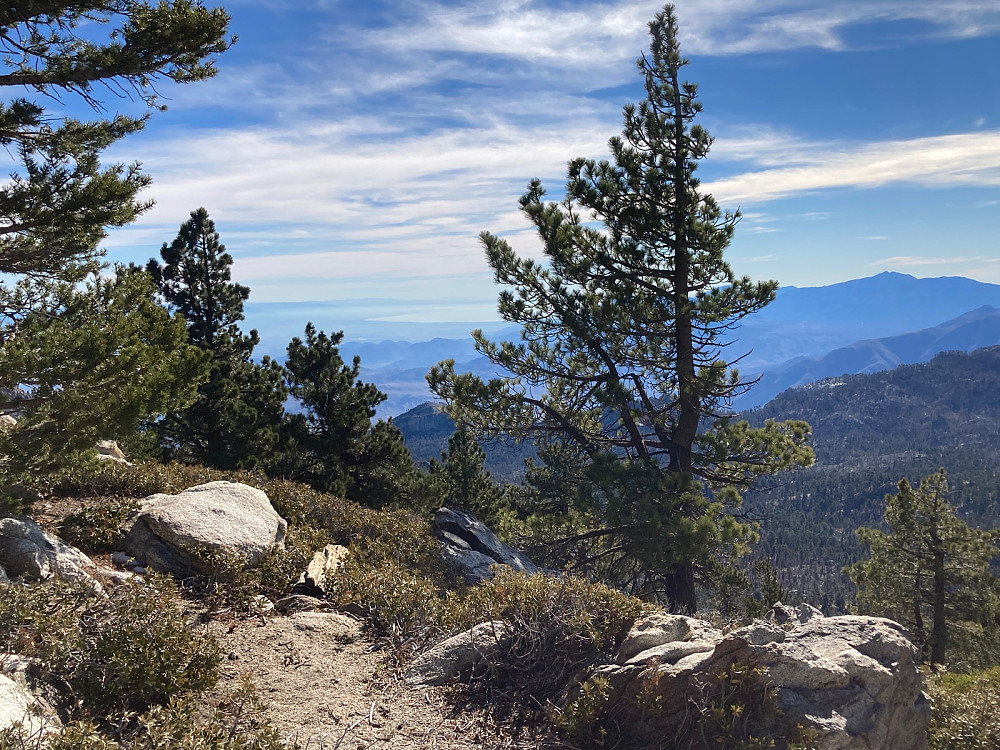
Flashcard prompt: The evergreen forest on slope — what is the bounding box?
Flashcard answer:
[742,345,1000,609]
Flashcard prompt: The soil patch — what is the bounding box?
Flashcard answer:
[208,611,555,750]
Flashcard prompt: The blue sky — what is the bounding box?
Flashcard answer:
[97,0,1000,331]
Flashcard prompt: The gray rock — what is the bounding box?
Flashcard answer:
[110,551,134,566]
[276,594,329,614]
[0,563,7,584]
[434,508,540,583]
[729,620,786,646]
[0,517,99,589]
[769,602,797,625]
[124,481,287,577]
[405,620,512,687]
[796,603,824,623]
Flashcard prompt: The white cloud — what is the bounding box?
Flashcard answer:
[355,0,1000,79]
[104,117,1000,298]
[872,254,990,267]
[706,131,1000,204]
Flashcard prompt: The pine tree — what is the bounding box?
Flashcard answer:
[0,267,207,475]
[847,469,999,666]
[0,2,231,474]
[277,324,415,505]
[148,208,286,469]
[429,428,506,523]
[428,4,812,612]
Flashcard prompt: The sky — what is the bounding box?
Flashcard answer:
[90,0,1000,334]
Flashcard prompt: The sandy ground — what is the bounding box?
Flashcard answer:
[207,610,556,750]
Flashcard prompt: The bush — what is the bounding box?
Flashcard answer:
[557,660,816,750]
[59,496,140,553]
[0,576,221,719]
[927,667,1000,749]
[442,569,648,712]
[328,558,443,645]
[0,676,284,750]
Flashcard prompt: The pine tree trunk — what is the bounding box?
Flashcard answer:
[931,547,947,665]
[667,561,697,614]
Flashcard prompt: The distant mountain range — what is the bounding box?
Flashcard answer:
[731,304,1000,410]
[742,345,1000,609]
[244,272,1000,417]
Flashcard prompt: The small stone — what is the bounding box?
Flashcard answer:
[110,551,133,566]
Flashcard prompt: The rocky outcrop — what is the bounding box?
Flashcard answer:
[407,604,927,748]
[405,620,512,687]
[124,481,287,577]
[433,508,540,583]
[0,656,58,739]
[95,439,128,464]
[588,610,928,750]
[0,516,100,589]
[293,543,349,597]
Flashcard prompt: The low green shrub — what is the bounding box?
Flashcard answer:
[0,576,221,720]
[442,569,648,712]
[327,557,443,644]
[0,676,284,750]
[559,660,815,750]
[0,579,84,666]
[927,667,1000,749]
[59,496,141,553]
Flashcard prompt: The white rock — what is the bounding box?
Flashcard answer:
[0,672,56,739]
[124,481,287,576]
[296,544,349,596]
[625,639,716,665]
[95,439,128,463]
[616,612,721,663]
[110,551,134,566]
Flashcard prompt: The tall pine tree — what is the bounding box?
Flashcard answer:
[429,428,507,524]
[276,324,415,505]
[148,208,286,469]
[428,5,812,612]
[0,2,231,475]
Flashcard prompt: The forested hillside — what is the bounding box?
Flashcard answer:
[742,345,1000,609]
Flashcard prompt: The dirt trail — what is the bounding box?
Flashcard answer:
[208,611,553,750]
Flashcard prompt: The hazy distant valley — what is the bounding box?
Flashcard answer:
[246,271,1000,418]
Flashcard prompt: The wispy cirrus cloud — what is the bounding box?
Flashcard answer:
[706,130,1000,204]
[352,0,1000,73]
[871,254,998,267]
[96,0,1000,307]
